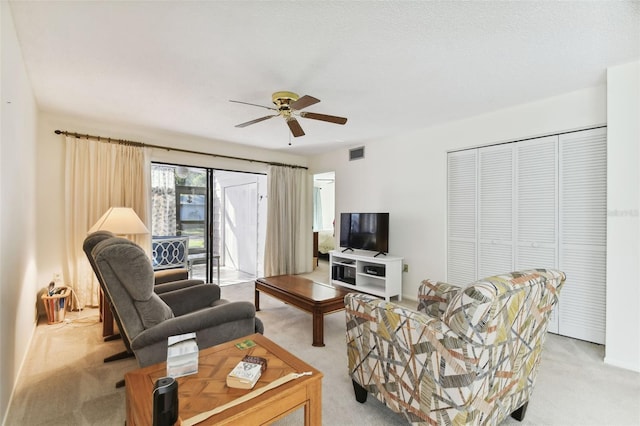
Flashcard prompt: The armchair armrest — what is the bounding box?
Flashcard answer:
[416,279,461,317]
[158,284,222,317]
[154,279,205,295]
[131,301,257,350]
[154,268,189,284]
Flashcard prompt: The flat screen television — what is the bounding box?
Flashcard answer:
[339,212,389,255]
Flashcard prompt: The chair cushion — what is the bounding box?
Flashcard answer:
[417,279,461,317]
[136,293,174,329]
[443,280,500,345]
[95,238,174,329]
[443,270,558,345]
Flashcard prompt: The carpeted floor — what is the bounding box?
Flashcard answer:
[5,263,640,425]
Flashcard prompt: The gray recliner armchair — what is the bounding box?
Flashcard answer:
[92,236,264,368]
[84,231,205,364]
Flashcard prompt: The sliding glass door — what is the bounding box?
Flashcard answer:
[151,163,266,285]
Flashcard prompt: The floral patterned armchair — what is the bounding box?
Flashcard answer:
[345,269,566,425]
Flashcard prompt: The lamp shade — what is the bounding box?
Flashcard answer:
[88,207,149,235]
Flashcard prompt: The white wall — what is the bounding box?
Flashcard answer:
[1,1,40,420]
[606,60,640,371]
[310,82,639,372]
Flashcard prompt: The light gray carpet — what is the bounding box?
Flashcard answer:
[5,273,640,425]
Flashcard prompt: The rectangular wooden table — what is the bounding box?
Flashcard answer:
[255,275,351,347]
[125,334,323,425]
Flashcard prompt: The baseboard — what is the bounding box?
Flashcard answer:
[2,318,38,426]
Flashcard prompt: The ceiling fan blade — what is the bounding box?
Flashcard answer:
[290,95,320,111]
[229,100,277,111]
[299,111,348,125]
[235,115,277,128]
[286,117,305,137]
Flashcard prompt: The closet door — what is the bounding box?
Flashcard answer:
[447,150,477,286]
[559,128,607,344]
[478,145,514,278]
[447,128,606,343]
[515,136,559,332]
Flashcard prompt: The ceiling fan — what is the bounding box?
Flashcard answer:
[230,91,348,138]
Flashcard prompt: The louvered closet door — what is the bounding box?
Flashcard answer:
[447,150,477,286]
[559,128,607,344]
[478,145,514,278]
[515,136,559,332]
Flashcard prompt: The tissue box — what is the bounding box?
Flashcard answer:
[166,332,199,378]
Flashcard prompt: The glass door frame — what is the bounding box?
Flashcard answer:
[151,162,267,285]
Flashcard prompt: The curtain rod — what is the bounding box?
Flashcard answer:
[54,129,308,170]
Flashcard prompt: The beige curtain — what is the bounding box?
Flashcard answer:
[63,136,150,308]
[264,165,312,276]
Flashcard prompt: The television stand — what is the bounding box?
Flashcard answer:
[329,250,403,301]
[373,251,386,258]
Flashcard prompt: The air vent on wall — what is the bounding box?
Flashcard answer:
[349,146,365,161]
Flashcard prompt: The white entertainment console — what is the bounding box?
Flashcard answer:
[329,250,403,301]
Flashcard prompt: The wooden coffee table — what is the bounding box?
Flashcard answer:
[255,275,351,347]
[124,333,322,425]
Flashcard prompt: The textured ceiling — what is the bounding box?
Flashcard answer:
[8,1,640,155]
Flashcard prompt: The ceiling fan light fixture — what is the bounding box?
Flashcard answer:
[231,91,346,141]
[272,91,299,106]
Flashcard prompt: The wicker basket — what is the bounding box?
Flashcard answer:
[42,287,70,324]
